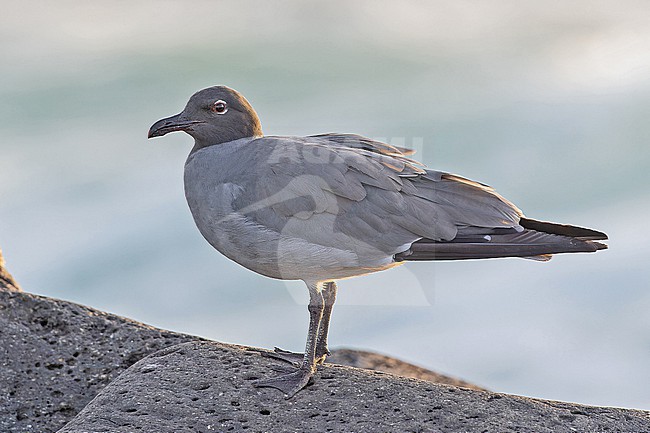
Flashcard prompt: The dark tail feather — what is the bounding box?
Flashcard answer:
[519,218,608,241]
[395,227,607,262]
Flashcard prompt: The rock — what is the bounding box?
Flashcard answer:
[1,247,648,432]
[0,288,197,433]
[0,275,480,432]
[327,348,484,391]
[58,340,650,433]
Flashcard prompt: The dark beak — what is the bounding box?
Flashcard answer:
[148,113,204,138]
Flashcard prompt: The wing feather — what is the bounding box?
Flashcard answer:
[233,135,523,258]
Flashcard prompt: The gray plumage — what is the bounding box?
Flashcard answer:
[148,85,607,398]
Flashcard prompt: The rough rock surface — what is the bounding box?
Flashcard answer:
[0,274,478,432]
[2,248,648,432]
[59,340,650,433]
[327,348,483,390]
[0,287,198,433]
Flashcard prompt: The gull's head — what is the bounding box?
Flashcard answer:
[148,85,263,148]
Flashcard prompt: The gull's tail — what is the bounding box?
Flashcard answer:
[394,218,608,262]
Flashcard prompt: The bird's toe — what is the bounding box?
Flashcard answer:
[252,367,315,398]
[260,347,305,366]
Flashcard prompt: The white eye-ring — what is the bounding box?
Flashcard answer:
[211,100,228,114]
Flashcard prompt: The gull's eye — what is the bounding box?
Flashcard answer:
[211,100,228,114]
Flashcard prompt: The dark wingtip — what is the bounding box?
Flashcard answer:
[519,218,608,241]
[590,240,608,251]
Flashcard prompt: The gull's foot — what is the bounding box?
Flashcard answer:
[253,367,315,398]
[261,347,304,366]
[262,347,329,366]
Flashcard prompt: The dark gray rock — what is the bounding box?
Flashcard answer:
[0,288,198,433]
[327,348,484,391]
[2,246,648,433]
[58,340,650,433]
[0,261,479,433]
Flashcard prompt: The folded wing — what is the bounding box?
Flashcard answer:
[234,134,606,263]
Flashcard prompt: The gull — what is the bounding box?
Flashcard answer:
[148,85,607,398]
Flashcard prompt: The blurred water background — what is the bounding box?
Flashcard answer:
[1,1,649,409]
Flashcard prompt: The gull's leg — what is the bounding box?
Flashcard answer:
[314,281,337,364]
[253,282,324,398]
[263,281,338,366]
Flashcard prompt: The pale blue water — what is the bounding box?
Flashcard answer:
[1,1,649,409]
